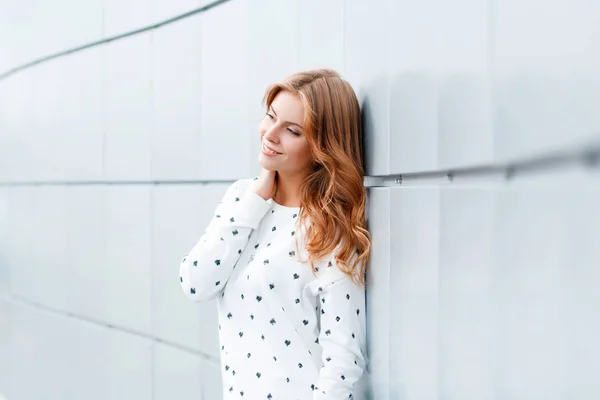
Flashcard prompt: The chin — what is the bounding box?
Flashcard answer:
[257,158,277,171]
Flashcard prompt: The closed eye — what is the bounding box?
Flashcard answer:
[266,112,275,120]
[287,128,300,136]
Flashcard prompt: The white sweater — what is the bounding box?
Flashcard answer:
[179,178,367,400]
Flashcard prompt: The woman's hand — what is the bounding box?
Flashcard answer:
[252,168,277,200]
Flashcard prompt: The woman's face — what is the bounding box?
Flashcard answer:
[258,91,313,176]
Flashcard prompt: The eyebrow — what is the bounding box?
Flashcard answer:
[270,106,304,130]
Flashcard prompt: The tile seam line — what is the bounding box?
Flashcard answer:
[0,0,233,82]
[1,293,220,363]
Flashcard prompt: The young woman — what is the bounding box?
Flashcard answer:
[179,68,371,399]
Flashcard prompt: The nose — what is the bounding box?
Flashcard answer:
[263,123,280,143]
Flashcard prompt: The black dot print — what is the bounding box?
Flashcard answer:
[269,283,275,289]
[256,296,262,302]
[232,229,239,236]
[346,294,350,300]
[293,273,299,279]
[193,260,197,266]
[215,281,221,286]
[295,298,300,304]
[214,259,220,266]
[227,312,232,319]
[239,332,244,338]
[230,217,235,222]
[270,318,276,325]
[190,288,196,294]
[284,340,291,346]
[272,226,277,231]
[303,319,308,325]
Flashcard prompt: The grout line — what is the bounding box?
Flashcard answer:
[0,0,232,82]
[2,294,220,364]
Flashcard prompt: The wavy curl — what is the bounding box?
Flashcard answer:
[263,69,371,287]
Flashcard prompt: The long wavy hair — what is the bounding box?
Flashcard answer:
[263,68,371,287]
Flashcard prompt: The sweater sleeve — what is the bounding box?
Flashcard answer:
[179,179,271,302]
[313,259,368,400]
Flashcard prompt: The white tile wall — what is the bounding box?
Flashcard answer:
[153,343,204,400]
[344,0,390,177]
[0,70,35,182]
[389,188,440,400]
[365,188,391,399]
[151,184,223,355]
[55,48,105,181]
[492,0,600,162]
[0,300,11,398]
[295,0,344,74]
[64,185,109,322]
[105,185,152,333]
[151,17,202,180]
[103,0,153,38]
[104,34,153,181]
[199,0,252,180]
[438,189,495,399]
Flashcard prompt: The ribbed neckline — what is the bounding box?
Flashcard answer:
[270,200,300,211]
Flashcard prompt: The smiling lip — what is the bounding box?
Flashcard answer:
[262,142,282,156]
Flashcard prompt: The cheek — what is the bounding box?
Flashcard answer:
[287,140,312,164]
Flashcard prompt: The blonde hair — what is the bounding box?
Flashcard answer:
[263,68,371,287]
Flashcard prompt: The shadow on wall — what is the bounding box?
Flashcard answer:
[360,70,599,176]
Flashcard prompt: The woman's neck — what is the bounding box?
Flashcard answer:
[273,171,305,207]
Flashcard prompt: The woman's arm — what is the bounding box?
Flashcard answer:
[179,179,271,302]
[313,261,368,399]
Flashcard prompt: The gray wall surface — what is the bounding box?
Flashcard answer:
[1,0,600,399]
